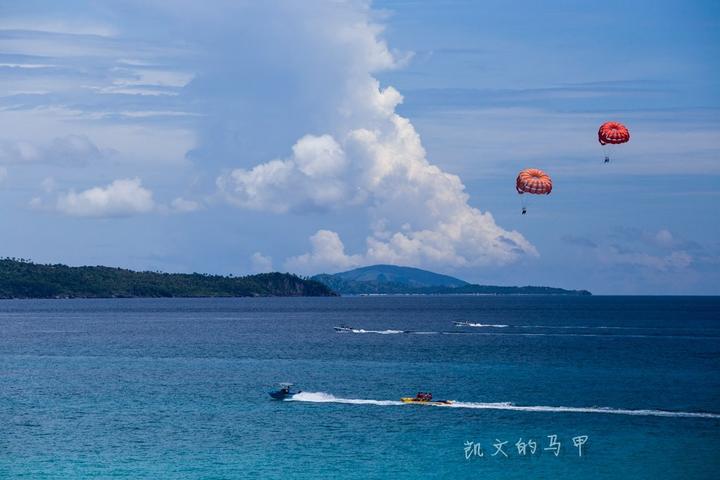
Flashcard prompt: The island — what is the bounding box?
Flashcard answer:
[0,258,334,298]
[312,265,591,296]
[0,259,589,299]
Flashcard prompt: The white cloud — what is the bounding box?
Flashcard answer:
[285,230,363,273]
[170,197,201,213]
[88,68,193,96]
[652,229,676,248]
[0,107,196,167]
[89,86,181,97]
[216,5,535,272]
[293,134,348,178]
[0,140,41,163]
[218,134,353,213]
[0,134,104,167]
[250,252,273,273]
[112,68,194,88]
[0,63,57,69]
[115,110,201,118]
[55,178,155,217]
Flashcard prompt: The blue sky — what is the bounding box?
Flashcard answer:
[0,0,718,294]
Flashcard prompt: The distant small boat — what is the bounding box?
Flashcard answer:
[400,392,453,405]
[334,325,355,332]
[453,321,471,327]
[268,383,301,400]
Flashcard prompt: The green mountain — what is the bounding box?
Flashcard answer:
[312,264,591,296]
[316,264,467,288]
[0,258,334,299]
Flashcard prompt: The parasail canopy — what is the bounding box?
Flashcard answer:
[598,121,630,145]
[516,168,552,195]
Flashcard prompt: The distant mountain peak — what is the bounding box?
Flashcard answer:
[318,264,469,288]
[311,264,590,296]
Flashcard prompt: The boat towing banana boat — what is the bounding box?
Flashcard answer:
[400,392,453,405]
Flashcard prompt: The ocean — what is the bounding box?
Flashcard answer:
[1,296,718,479]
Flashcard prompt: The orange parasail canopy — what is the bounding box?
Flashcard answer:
[598,121,630,145]
[516,168,553,195]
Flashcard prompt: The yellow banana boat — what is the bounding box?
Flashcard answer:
[401,392,453,405]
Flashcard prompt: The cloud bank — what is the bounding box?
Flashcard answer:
[0,135,105,167]
[563,228,695,272]
[215,2,535,273]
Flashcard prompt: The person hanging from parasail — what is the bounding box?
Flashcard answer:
[516,168,552,215]
[598,121,629,163]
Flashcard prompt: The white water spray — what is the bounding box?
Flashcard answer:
[289,392,720,419]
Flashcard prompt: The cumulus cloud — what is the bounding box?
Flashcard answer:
[35,181,199,217]
[217,3,535,273]
[250,252,274,273]
[285,230,363,273]
[55,178,155,217]
[0,134,104,167]
[218,134,354,213]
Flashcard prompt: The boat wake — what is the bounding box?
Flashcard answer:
[457,323,509,328]
[457,324,718,333]
[337,328,716,339]
[289,392,403,406]
[339,329,439,335]
[514,324,707,331]
[349,329,406,335]
[288,392,720,419]
[447,402,720,418]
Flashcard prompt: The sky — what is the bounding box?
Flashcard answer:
[0,0,718,294]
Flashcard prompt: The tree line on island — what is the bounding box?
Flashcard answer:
[0,258,333,298]
[0,259,589,299]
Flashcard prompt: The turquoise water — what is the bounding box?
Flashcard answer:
[1,296,719,479]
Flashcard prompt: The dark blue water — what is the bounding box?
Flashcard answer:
[1,296,719,479]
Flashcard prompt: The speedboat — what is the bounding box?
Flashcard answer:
[400,392,453,405]
[334,325,355,333]
[453,321,471,327]
[268,383,301,400]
